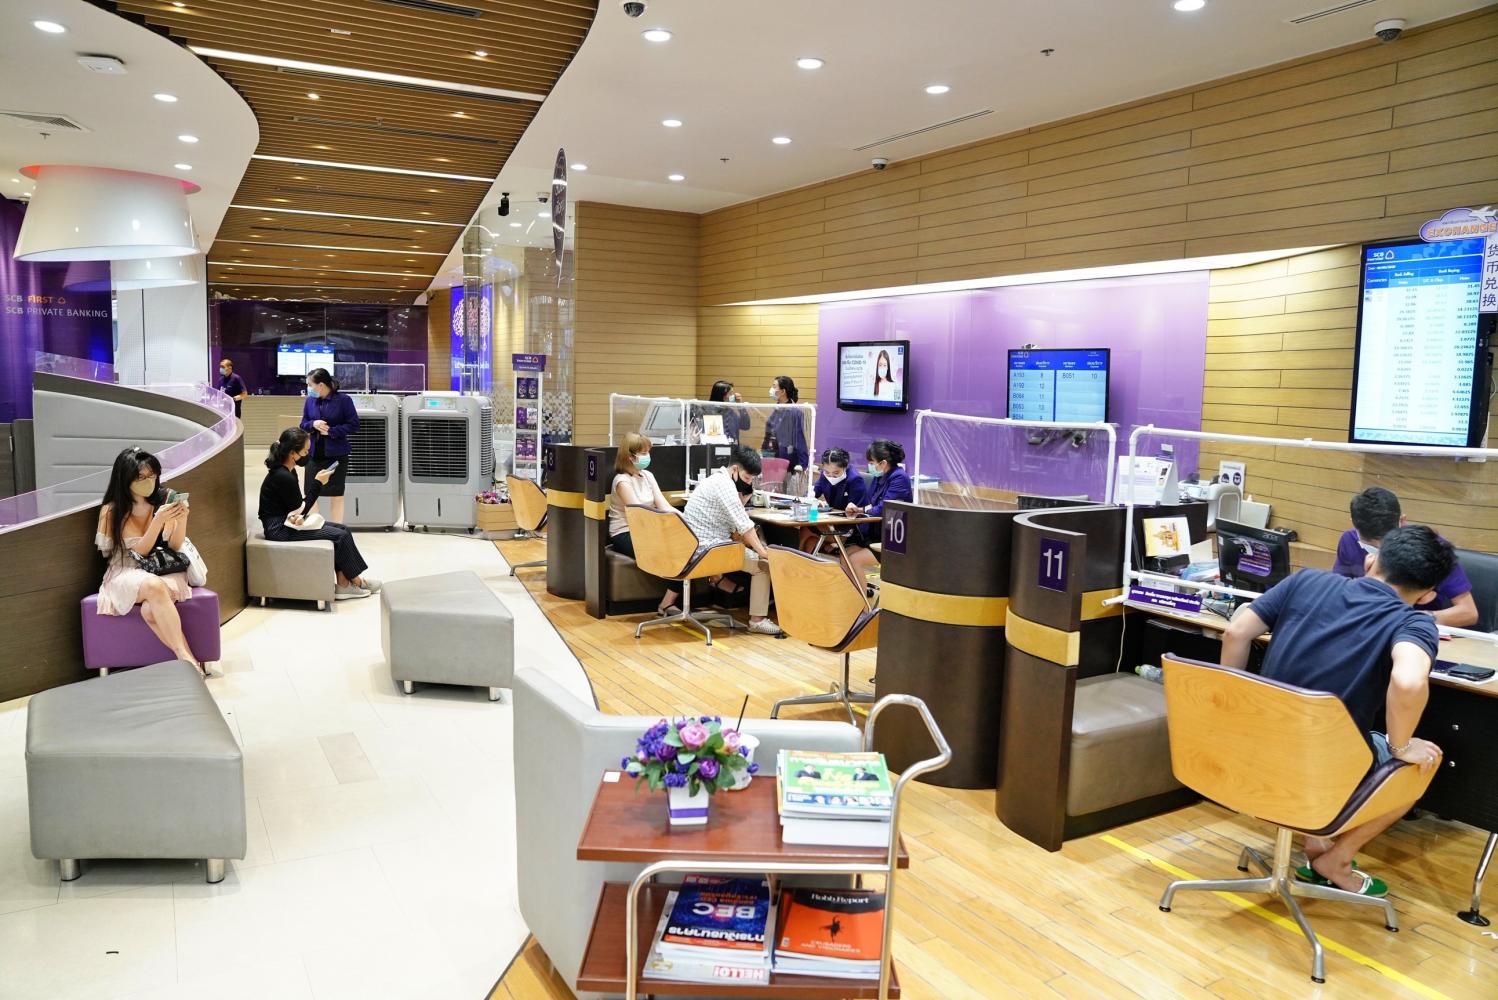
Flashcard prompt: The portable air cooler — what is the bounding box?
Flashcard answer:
[320,394,401,528]
[400,393,494,530]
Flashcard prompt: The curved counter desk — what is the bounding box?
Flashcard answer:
[0,373,246,701]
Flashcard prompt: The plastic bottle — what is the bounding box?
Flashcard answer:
[1135,664,1164,683]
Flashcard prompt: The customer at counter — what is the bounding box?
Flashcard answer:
[843,439,913,583]
[608,433,676,617]
[1332,486,1477,628]
[1221,525,1453,897]
[762,375,809,471]
[692,380,751,444]
[800,447,866,552]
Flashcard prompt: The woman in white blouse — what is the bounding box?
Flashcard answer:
[608,432,677,613]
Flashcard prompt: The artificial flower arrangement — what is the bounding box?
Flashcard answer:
[475,489,508,505]
[623,716,758,796]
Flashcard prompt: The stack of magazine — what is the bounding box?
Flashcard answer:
[774,887,887,979]
[644,875,774,985]
[776,750,894,847]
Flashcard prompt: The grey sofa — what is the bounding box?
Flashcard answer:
[246,520,336,610]
[512,668,862,994]
[26,661,246,884]
[382,570,514,700]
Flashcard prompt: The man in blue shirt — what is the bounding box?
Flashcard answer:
[1331,486,1476,628]
[1221,525,1453,898]
[216,358,248,419]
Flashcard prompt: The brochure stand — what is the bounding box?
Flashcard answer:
[512,353,545,485]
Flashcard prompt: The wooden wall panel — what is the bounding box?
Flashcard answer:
[697,8,1498,305]
[573,202,699,443]
[1199,246,1497,554]
[696,304,820,404]
[426,287,452,392]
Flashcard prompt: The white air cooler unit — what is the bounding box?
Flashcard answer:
[400,393,494,529]
[320,394,401,528]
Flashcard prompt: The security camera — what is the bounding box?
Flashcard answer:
[497,192,510,217]
[871,157,889,171]
[1374,18,1405,42]
[537,192,549,204]
[621,1,646,17]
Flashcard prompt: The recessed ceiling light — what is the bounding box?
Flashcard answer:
[173,2,186,7]
[10,178,19,183]
[177,134,199,144]
[925,84,950,95]
[668,173,685,182]
[571,163,588,171]
[1173,0,1206,10]
[474,49,488,57]
[538,210,551,219]
[796,57,824,70]
[153,92,179,103]
[32,20,66,34]
[451,111,466,118]
[174,163,193,171]
[307,92,320,100]
[509,222,521,228]
[642,28,672,42]
[772,136,792,145]
[661,118,682,128]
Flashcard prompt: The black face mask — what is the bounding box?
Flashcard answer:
[734,475,754,496]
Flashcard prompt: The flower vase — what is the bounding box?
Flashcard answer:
[666,784,710,827]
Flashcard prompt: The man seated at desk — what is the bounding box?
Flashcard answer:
[1221,525,1453,897]
[1332,486,1477,629]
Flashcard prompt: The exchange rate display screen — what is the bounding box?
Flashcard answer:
[1350,238,1487,448]
[1006,349,1110,423]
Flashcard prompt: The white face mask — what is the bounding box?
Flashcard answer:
[878,364,889,378]
[768,387,778,400]
[1359,541,1380,557]
[824,472,846,485]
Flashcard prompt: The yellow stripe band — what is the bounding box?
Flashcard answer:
[1099,834,1452,1000]
[548,489,584,510]
[583,498,609,521]
[1006,609,1080,666]
[880,582,1008,627]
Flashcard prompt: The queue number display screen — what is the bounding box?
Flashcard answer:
[1007,349,1110,424]
[1350,238,1487,448]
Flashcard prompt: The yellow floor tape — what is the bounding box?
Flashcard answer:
[1099,834,1451,1000]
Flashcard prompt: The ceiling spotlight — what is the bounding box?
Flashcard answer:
[173,2,186,7]
[772,136,792,145]
[509,222,521,228]
[661,118,682,128]
[474,49,488,57]
[1173,0,1206,10]
[668,173,685,182]
[571,163,588,171]
[925,84,950,95]
[153,92,179,102]
[32,20,66,34]
[174,163,193,171]
[642,28,672,42]
[307,92,320,100]
[177,134,199,143]
[796,57,824,70]
[538,210,551,219]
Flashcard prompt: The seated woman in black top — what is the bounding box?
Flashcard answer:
[259,427,380,601]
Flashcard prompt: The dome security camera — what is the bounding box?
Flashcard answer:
[621,1,646,17]
[871,157,889,171]
[1374,18,1406,42]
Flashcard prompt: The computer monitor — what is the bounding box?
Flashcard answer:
[1216,519,1297,601]
[1007,348,1110,423]
[639,401,685,444]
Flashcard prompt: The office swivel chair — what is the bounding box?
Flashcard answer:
[1155,654,1436,983]
[625,505,746,645]
[1455,548,1498,632]
[505,475,548,575]
[765,546,879,724]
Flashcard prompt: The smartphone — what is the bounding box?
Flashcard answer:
[165,490,190,505]
[1448,664,1496,682]
[325,461,339,472]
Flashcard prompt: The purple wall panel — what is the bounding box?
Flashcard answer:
[815,272,1210,490]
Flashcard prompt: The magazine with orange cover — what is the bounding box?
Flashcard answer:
[776,888,885,962]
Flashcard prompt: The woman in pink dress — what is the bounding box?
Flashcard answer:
[95,447,200,671]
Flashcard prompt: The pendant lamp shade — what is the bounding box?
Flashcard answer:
[65,254,204,291]
[14,165,200,262]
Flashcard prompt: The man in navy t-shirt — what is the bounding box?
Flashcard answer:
[1331,486,1476,628]
[216,358,249,419]
[1221,525,1454,898]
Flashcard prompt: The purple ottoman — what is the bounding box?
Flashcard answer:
[80,587,222,675]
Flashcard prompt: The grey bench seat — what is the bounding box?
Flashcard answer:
[381,570,515,701]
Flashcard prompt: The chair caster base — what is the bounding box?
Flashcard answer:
[1158,905,1170,912]
[1457,909,1490,926]
[1312,978,1325,985]
[1386,925,1398,932]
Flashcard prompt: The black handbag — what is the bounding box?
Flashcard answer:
[131,540,192,577]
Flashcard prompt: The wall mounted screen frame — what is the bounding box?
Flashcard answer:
[836,340,910,412]
[1006,348,1111,423]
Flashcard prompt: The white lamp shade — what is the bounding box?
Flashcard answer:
[14,164,200,262]
[64,254,203,291]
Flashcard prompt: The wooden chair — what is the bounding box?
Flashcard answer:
[624,505,746,645]
[1157,654,1437,984]
[505,475,548,576]
[765,545,879,724]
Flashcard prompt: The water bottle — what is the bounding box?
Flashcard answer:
[1135,664,1164,683]
[807,505,819,523]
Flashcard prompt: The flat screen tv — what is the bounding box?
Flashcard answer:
[1349,236,1495,448]
[275,345,306,377]
[1006,348,1110,423]
[837,340,909,412]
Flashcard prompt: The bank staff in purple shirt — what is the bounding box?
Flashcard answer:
[1331,486,1477,628]
[216,359,248,418]
[842,438,913,587]
[299,367,359,525]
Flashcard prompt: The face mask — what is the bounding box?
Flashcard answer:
[768,387,778,400]
[824,472,846,485]
[734,475,754,496]
[868,462,883,476]
[878,364,889,378]
[1359,541,1380,557]
[634,454,651,471]
[130,478,156,498]
[219,367,230,376]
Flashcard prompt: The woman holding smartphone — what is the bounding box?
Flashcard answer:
[299,367,359,524]
[260,427,379,601]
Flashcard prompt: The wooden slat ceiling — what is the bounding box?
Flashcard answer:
[100,0,597,304]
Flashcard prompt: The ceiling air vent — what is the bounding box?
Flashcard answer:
[0,110,90,133]
[855,110,993,152]
[375,0,483,17]
[1287,0,1381,24]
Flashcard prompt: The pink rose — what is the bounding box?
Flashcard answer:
[678,720,709,750]
[722,729,742,752]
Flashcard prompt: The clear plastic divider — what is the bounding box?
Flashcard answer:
[912,411,1117,509]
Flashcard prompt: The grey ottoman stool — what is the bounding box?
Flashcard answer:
[26,661,246,884]
[381,570,515,701]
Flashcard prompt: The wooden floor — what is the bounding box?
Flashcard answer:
[488,538,1498,1000]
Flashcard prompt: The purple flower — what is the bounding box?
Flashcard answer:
[655,743,678,761]
[698,758,720,780]
[678,720,709,749]
[620,756,631,769]
[748,762,760,775]
[663,772,687,788]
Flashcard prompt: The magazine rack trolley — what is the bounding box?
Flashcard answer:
[575,693,951,999]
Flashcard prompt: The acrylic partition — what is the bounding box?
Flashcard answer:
[913,411,1117,509]
[332,362,427,395]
